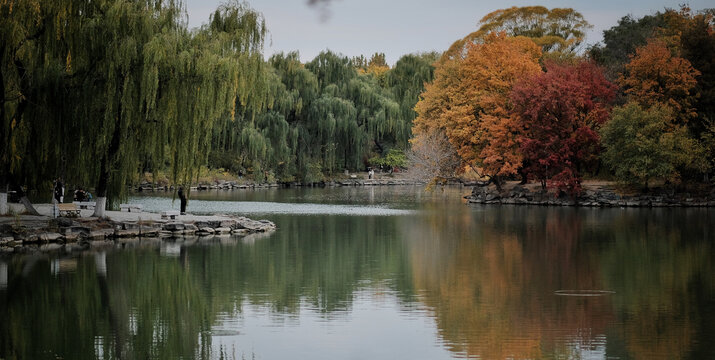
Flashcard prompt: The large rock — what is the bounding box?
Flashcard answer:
[214,227,231,234]
[88,229,114,240]
[64,233,80,242]
[219,220,236,228]
[163,223,185,231]
[38,233,64,242]
[199,227,215,234]
[139,226,159,237]
[119,222,141,230]
[115,229,140,238]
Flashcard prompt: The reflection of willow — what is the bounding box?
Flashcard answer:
[0,215,416,359]
[0,250,212,359]
[405,206,618,359]
[94,248,211,359]
[187,214,415,316]
[599,209,715,360]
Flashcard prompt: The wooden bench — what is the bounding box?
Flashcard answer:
[58,203,81,217]
[120,204,143,213]
[161,210,180,219]
[73,201,96,210]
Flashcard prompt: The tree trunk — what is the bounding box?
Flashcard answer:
[10,181,40,216]
[0,191,7,215]
[493,176,503,192]
[518,167,528,185]
[93,96,124,217]
[92,153,112,218]
[92,197,107,218]
[19,196,40,216]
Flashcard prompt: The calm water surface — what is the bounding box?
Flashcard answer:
[1,186,714,359]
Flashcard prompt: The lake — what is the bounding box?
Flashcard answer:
[1,185,714,359]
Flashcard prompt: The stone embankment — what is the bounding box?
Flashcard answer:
[0,215,275,255]
[467,184,715,207]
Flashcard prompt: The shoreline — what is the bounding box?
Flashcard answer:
[466,182,715,207]
[0,204,276,256]
[135,177,428,192]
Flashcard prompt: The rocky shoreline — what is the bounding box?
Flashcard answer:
[467,184,715,207]
[0,214,275,255]
[135,177,426,191]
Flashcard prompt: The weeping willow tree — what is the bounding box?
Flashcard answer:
[384,52,439,145]
[0,0,92,214]
[1,0,268,216]
[73,0,266,216]
[208,49,422,183]
[208,51,300,182]
[304,51,406,175]
[2,0,438,209]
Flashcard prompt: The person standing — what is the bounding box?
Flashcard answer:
[178,186,187,215]
[53,178,64,203]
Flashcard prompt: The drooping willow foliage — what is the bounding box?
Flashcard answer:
[1,0,435,208]
[209,50,438,182]
[2,0,267,207]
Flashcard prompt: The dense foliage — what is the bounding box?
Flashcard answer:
[0,0,436,213]
[2,2,714,214]
[415,5,714,194]
[512,61,616,194]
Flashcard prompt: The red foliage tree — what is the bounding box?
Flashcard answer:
[512,61,616,195]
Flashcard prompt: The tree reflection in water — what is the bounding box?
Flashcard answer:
[405,206,714,359]
[0,203,713,360]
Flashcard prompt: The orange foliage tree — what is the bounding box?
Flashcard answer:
[619,39,700,124]
[414,32,541,188]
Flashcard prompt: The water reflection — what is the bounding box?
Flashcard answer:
[405,205,714,359]
[0,261,6,290]
[0,187,713,359]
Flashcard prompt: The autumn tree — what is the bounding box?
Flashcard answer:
[512,61,615,194]
[407,129,461,185]
[619,39,700,124]
[600,102,703,189]
[592,7,715,182]
[358,52,390,86]
[671,8,715,140]
[588,13,665,78]
[444,6,590,62]
[414,32,542,188]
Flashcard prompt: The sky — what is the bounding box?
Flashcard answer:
[184,0,713,65]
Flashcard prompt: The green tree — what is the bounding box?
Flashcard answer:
[600,102,702,189]
[588,13,665,78]
[0,0,80,214]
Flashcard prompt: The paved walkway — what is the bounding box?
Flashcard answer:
[2,203,234,224]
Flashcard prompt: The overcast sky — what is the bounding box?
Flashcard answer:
[184,0,713,65]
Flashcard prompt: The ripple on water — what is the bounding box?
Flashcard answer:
[554,290,616,297]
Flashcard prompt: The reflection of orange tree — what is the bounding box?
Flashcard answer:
[406,207,614,359]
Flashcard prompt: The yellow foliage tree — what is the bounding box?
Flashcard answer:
[443,6,590,62]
